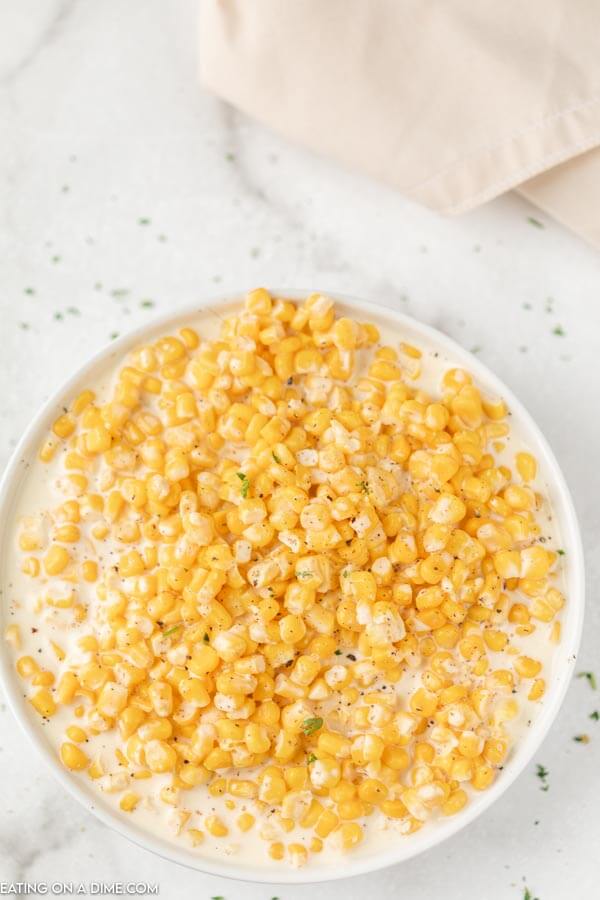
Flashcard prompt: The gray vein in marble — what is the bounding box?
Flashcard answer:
[0,0,76,89]
[0,791,85,879]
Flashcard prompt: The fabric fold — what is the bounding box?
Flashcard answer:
[200,0,600,247]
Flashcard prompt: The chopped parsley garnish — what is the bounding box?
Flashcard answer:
[140,299,155,309]
[577,671,597,690]
[272,452,281,464]
[556,548,565,555]
[334,649,342,655]
[53,312,64,321]
[163,623,182,637]
[109,331,119,340]
[552,325,566,337]
[589,710,599,721]
[203,632,210,643]
[296,571,312,579]
[307,753,317,764]
[236,472,250,498]
[24,287,35,295]
[536,764,549,791]
[573,734,589,743]
[524,888,539,900]
[138,217,151,225]
[302,717,323,736]
[527,216,544,228]
[66,306,80,316]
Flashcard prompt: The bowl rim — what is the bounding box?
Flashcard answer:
[0,289,585,884]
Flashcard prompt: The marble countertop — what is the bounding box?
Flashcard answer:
[1,2,599,898]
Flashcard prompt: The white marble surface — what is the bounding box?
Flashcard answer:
[1,2,600,898]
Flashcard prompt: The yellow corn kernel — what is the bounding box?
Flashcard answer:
[228,779,258,799]
[52,414,76,439]
[120,792,140,812]
[514,656,542,679]
[60,742,89,771]
[30,688,56,717]
[5,624,21,650]
[43,545,70,575]
[515,452,537,482]
[268,842,285,861]
[442,789,468,815]
[205,815,228,837]
[187,828,205,846]
[528,678,546,701]
[237,812,255,832]
[145,740,177,773]
[21,556,40,577]
[357,779,388,805]
[338,822,364,850]
[66,725,87,743]
[16,656,39,680]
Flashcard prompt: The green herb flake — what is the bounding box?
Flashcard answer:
[573,734,589,743]
[536,764,549,791]
[51,255,61,264]
[163,623,183,637]
[19,322,30,330]
[523,888,539,900]
[296,571,312,579]
[66,306,80,316]
[203,632,210,643]
[306,753,317,765]
[527,216,544,228]
[302,716,323,736]
[140,299,155,309]
[552,325,566,337]
[334,649,343,655]
[236,472,250,498]
[225,152,236,162]
[111,288,129,299]
[577,671,597,690]
[589,710,599,721]
[24,287,35,295]
[470,345,482,354]
[272,452,281,464]
[53,312,64,321]
[556,548,565,555]
[138,217,151,225]
[522,302,532,310]
[109,331,120,340]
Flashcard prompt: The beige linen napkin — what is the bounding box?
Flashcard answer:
[200,0,600,248]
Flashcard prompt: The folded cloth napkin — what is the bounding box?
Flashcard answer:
[199,0,600,248]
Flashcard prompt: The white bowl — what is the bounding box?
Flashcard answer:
[0,291,585,884]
